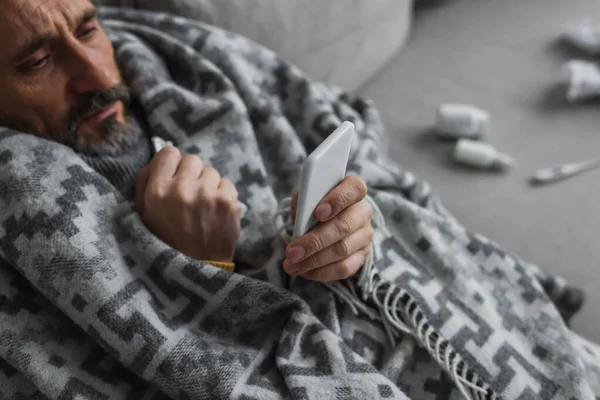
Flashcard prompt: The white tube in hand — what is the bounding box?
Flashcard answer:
[563,60,600,102]
[453,139,514,170]
[151,136,174,153]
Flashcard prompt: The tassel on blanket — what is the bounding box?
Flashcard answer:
[274,196,502,400]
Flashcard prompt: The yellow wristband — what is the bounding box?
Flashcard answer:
[202,260,235,272]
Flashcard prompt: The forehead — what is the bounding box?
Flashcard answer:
[0,0,94,54]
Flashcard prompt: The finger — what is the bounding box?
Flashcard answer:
[147,147,181,188]
[300,248,369,282]
[174,155,204,181]
[134,166,150,212]
[291,189,299,224]
[314,175,368,222]
[218,178,239,201]
[286,200,372,263]
[198,167,221,191]
[283,224,373,275]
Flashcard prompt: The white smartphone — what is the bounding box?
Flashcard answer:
[293,121,355,238]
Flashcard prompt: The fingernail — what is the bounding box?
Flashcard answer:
[287,246,305,262]
[283,259,300,275]
[316,203,333,220]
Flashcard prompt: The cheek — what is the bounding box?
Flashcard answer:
[0,78,70,136]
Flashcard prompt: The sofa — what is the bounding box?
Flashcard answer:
[98,0,600,342]
[96,0,413,92]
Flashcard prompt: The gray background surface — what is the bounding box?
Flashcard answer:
[362,0,600,341]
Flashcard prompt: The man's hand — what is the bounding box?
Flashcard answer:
[135,147,241,263]
[284,176,373,282]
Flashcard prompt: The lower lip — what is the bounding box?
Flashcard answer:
[86,103,118,123]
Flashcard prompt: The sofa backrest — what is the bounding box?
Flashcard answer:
[96,0,414,91]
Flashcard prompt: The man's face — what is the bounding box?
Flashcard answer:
[0,0,134,155]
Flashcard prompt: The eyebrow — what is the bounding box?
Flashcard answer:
[77,8,98,28]
[11,8,98,64]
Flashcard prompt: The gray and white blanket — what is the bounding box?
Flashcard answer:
[1,8,600,400]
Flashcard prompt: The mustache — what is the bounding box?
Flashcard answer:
[68,84,130,133]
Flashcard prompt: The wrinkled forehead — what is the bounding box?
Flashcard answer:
[0,0,95,60]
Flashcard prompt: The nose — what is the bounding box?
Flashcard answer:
[67,46,113,95]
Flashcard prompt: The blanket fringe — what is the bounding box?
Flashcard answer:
[274,196,502,400]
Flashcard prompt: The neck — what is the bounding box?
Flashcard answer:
[78,106,152,200]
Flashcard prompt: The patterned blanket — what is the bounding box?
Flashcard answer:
[1,7,600,400]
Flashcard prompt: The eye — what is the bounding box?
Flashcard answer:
[78,26,97,39]
[23,55,51,71]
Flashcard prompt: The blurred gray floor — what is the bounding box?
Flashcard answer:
[361,0,600,341]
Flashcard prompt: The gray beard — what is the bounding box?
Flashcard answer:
[71,113,143,157]
[0,111,143,158]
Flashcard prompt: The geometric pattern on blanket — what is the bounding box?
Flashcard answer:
[0,7,598,400]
